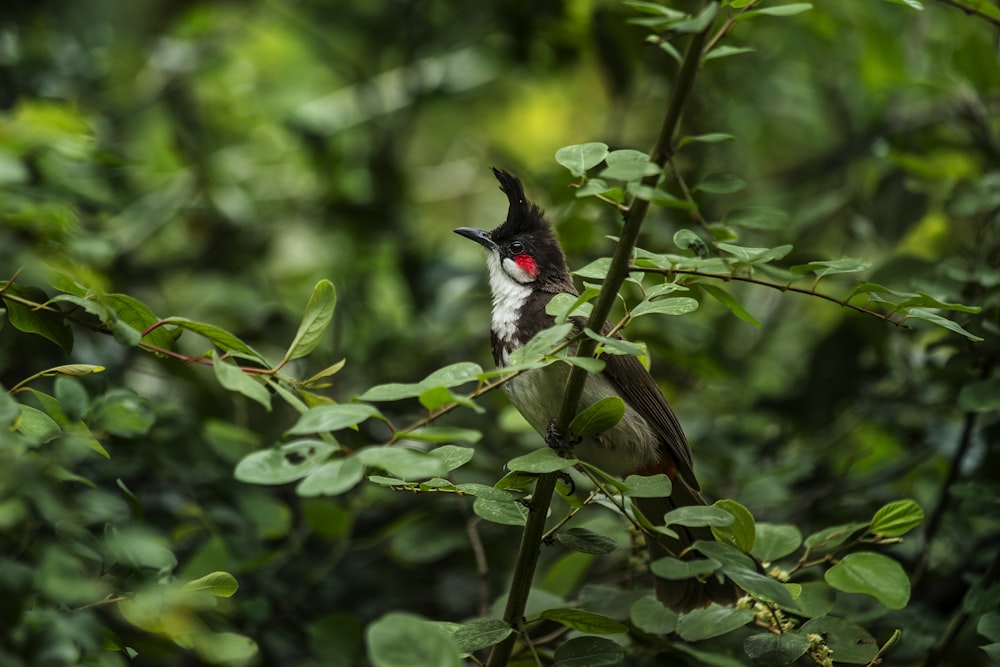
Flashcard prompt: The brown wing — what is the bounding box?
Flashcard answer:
[599,349,700,490]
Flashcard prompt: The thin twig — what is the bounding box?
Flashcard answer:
[933,0,1000,27]
[632,266,911,327]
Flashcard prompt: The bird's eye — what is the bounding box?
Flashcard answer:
[509,241,525,254]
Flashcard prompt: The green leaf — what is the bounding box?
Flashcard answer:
[624,0,686,17]
[725,207,788,230]
[699,283,761,328]
[670,2,719,32]
[704,45,756,61]
[574,178,623,200]
[663,505,735,528]
[234,440,336,485]
[679,133,734,147]
[799,617,877,664]
[791,257,871,277]
[182,571,239,598]
[54,376,89,422]
[428,444,475,471]
[285,403,378,435]
[86,389,155,437]
[883,0,924,9]
[366,612,462,667]
[404,426,482,444]
[630,595,678,635]
[448,618,512,654]
[190,632,259,664]
[870,499,924,536]
[743,633,810,665]
[623,473,672,498]
[633,186,694,209]
[358,382,425,402]
[959,378,1000,412]
[631,296,699,318]
[693,541,797,607]
[552,636,624,666]
[674,229,710,257]
[675,604,755,641]
[472,497,528,526]
[804,521,870,549]
[740,3,813,19]
[212,353,272,410]
[599,149,659,181]
[895,291,981,313]
[904,308,983,342]
[540,608,627,635]
[297,456,365,497]
[825,552,911,609]
[423,362,485,387]
[507,447,578,473]
[718,243,793,264]
[574,257,613,280]
[583,329,645,356]
[356,447,448,481]
[547,290,598,323]
[511,322,574,364]
[2,285,73,353]
[565,356,606,373]
[711,499,756,553]
[651,557,722,580]
[696,173,746,194]
[751,523,802,562]
[284,279,336,363]
[161,317,269,364]
[15,404,62,444]
[556,527,618,555]
[555,142,610,177]
[569,396,625,438]
[101,293,177,349]
[789,582,835,618]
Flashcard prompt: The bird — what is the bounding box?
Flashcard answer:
[455,167,738,612]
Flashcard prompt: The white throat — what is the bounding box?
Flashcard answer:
[486,252,532,357]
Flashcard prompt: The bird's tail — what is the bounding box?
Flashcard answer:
[633,479,741,613]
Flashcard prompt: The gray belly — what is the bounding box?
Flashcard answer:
[503,364,661,477]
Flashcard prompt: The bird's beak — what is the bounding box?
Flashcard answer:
[454,227,497,251]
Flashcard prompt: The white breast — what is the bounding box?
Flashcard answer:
[486,252,532,348]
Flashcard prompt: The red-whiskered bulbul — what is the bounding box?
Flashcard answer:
[456,168,738,612]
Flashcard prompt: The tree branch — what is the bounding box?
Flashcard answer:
[933,0,1000,27]
[486,7,718,664]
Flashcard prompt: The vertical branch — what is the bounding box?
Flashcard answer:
[486,7,718,665]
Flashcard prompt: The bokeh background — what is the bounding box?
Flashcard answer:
[1,0,997,665]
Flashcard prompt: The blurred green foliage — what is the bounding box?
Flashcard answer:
[1,0,998,665]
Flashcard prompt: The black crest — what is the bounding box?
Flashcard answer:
[491,168,551,241]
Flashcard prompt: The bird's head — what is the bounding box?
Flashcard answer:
[455,168,572,292]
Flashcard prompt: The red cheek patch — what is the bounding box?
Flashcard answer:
[514,253,538,277]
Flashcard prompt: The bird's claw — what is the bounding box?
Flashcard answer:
[546,418,580,456]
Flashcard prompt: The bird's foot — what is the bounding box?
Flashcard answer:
[546,418,581,457]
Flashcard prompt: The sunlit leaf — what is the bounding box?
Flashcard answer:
[870,499,924,536]
[284,279,336,363]
[182,572,239,598]
[555,142,609,177]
